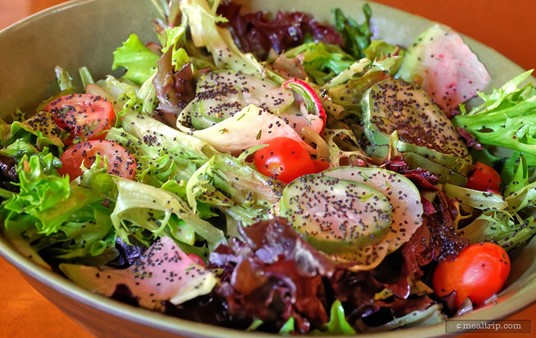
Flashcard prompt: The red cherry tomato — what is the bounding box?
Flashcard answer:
[253,137,317,183]
[187,253,206,267]
[58,140,137,181]
[45,94,116,145]
[312,159,330,172]
[432,242,510,308]
[466,162,501,192]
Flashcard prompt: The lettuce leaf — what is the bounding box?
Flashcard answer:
[108,111,281,231]
[313,300,356,335]
[112,34,160,85]
[453,71,536,165]
[179,0,264,76]
[1,153,116,266]
[283,42,355,85]
[334,4,372,60]
[456,155,536,252]
[110,177,225,249]
[217,1,343,61]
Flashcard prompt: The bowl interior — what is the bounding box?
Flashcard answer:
[1,0,535,337]
[0,0,161,114]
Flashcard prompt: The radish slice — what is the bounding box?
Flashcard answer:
[283,78,327,133]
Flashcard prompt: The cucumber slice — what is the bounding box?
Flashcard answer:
[325,166,424,253]
[279,173,392,254]
[362,77,471,164]
[184,70,294,130]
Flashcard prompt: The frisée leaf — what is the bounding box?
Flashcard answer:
[453,70,536,165]
[1,154,116,266]
[456,155,536,252]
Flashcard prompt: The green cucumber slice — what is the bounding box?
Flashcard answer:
[325,166,424,252]
[279,173,392,254]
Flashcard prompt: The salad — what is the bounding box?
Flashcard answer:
[1,0,535,334]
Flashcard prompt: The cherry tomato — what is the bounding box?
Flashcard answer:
[58,140,137,180]
[187,253,206,267]
[432,242,510,308]
[312,159,330,172]
[45,93,116,145]
[253,137,316,183]
[466,162,501,192]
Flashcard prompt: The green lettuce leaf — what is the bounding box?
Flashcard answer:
[179,0,264,76]
[112,34,160,85]
[1,154,115,265]
[110,177,226,249]
[312,300,356,335]
[283,42,355,85]
[457,155,536,252]
[8,111,65,150]
[109,112,281,227]
[334,4,372,60]
[453,70,536,165]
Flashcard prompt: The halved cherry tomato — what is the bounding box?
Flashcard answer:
[45,93,116,145]
[312,159,330,172]
[187,253,206,267]
[466,162,501,192]
[253,137,317,183]
[432,242,510,308]
[58,140,137,181]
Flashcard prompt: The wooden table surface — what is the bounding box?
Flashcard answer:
[0,1,534,337]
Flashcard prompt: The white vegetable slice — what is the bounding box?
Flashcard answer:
[60,237,217,311]
[398,24,491,112]
[177,104,316,154]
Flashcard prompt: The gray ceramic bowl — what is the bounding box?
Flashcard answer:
[1,0,535,337]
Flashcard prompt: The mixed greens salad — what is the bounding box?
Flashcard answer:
[1,0,536,334]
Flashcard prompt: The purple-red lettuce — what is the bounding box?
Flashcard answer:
[153,50,196,127]
[217,2,343,60]
[164,213,461,333]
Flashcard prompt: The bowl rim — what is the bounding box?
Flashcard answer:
[0,0,535,337]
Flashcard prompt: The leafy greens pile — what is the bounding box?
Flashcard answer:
[0,0,535,335]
